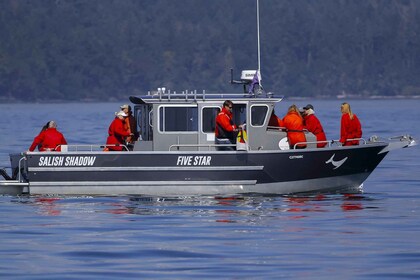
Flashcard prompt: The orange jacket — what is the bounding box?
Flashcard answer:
[283,111,306,148]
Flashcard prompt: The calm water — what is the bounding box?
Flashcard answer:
[0,99,419,279]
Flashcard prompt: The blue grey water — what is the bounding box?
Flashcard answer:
[0,99,419,279]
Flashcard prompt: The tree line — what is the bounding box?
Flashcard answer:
[0,0,419,102]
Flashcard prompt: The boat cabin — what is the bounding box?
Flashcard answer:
[130,90,316,152]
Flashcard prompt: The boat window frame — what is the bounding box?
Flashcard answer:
[201,105,221,134]
[157,104,198,134]
[250,104,269,127]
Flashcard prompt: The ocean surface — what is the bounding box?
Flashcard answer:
[0,99,419,279]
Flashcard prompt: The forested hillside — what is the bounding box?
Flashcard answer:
[0,0,419,101]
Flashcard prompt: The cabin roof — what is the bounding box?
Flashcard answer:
[129,92,283,105]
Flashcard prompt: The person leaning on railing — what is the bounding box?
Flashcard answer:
[340,102,362,146]
[28,121,67,152]
[302,104,327,148]
[282,105,307,149]
[106,111,133,151]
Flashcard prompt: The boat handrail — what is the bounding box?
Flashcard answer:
[293,138,367,149]
[169,143,237,151]
[267,127,311,133]
[267,126,286,131]
[18,156,26,182]
[57,144,129,152]
[132,91,282,104]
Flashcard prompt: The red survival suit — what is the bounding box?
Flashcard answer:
[340,113,362,146]
[283,111,307,149]
[303,114,327,148]
[106,117,131,151]
[268,113,284,128]
[215,107,237,144]
[29,128,67,151]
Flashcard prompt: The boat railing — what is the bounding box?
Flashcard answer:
[169,143,238,151]
[139,89,280,102]
[293,138,367,149]
[17,156,26,182]
[267,126,286,131]
[57,144,129,152]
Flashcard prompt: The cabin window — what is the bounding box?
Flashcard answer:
[250,105,269,126]
[232,104,247,126]
[202,107,220,133]
[159,106,198,132]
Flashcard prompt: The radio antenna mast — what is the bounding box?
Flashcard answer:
[257,0,261,72]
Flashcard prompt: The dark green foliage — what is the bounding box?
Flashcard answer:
[0,0,419,101]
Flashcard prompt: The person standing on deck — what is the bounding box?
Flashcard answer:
[340,102,362,146]
[268,109,284,128]
[28,121,67,152]
[283,105,307,149]
[106,111,132,151]
[120,104,139,144]
[302,104,327,148]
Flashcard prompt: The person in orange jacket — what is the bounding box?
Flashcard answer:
[215,100,241,150]
[302,104,327,148]
[29,121,67,152]
[120,104,139,143]
[283,105,307,149]
[106,111,132,151]
[340,102,362,146]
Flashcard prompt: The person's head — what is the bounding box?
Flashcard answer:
[48,121,57,128]
[341,102,353,119]
[120,104,131,114]
[288,104,298,113]
[223,100,233,112]
[116,111,128,120]
[303,104,314,115]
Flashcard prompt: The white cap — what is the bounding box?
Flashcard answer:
[120,104,129,110]
[116,111,128,117]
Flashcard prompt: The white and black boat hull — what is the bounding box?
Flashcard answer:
[13,143,390,196]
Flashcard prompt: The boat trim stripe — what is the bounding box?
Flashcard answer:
[28,166,263,172]
[29,180,258,186]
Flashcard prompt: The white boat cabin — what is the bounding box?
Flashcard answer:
[130,91,316,152]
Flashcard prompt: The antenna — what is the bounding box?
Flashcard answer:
[257,0,261,73]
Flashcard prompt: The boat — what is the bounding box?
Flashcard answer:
[0,74,416,196]
[0,1,416,196]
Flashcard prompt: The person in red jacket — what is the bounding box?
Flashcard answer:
[29,121,67,152]
[302,104,327,148]
[268,110,284,128]
[283,105,307,149]
[215,100,240,150]
[106,111,132,151]
[340,102,362,146]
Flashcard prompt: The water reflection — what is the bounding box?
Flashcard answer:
[15,193,374,219]
[35,197,62,216]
